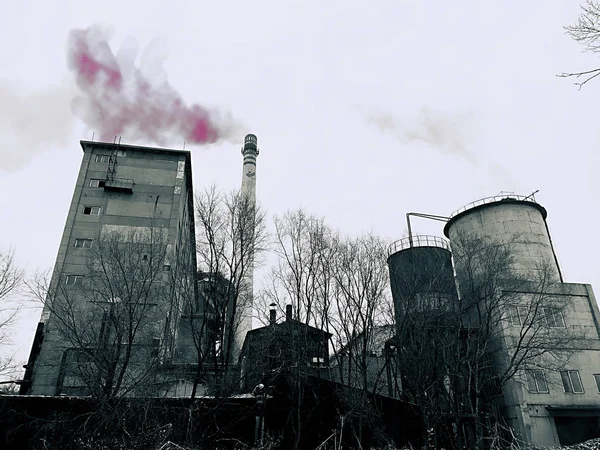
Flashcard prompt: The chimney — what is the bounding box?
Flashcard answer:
[269,303,276,325]
[240,134,259,202]
[232,134,260,362]
[286,304,293,322]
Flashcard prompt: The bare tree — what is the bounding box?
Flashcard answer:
[452,232,574,448]
[329,234,392,394]
[394,232,575,449]
[560,1,600,87]
[0,248,24,378]
[258,211,394,448]
[251,209,339,449]
[327,234,393,447]
[28,226,175,401]
[258,209,338,330]
[187,184,267,397]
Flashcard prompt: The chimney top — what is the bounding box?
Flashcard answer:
[269,303,276,326]
[242,134,259,156]
[286,304,293,322]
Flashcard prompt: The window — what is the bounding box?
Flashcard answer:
[65,275,84,286]
[543,308,566,328]
[83,206,101,215]
[594,374,600,393]
[95,155,110,163]
[89,179,106,188]
[508,305,530,327]
[74,238,93,248]
[163,264,171,271]
[311,356,325,366]
[526,370,549,393]
[561,370,584,393]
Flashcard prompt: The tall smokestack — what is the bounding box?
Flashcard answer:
[233,134,259,361]
[241,134,259,199]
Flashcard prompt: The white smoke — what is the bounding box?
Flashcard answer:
[0,80,78,172]
[365,108,477,163]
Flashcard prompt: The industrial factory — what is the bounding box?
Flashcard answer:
[387,195,600,446]
[16,135,600,448]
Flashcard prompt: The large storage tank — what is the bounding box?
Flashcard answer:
[387,235,458,333]
[443,194,562,283]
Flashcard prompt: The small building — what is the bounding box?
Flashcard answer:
[330,324,396,396]
[238,304,331,392]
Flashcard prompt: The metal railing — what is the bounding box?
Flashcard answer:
[448,192,539,220]
[388,235,450,256]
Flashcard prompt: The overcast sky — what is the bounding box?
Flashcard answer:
[1,0,599,375]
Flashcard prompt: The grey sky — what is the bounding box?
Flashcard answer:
[1,0,599,374]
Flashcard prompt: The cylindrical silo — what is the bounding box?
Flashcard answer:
[387,235,459,334]
[443,194,562,283]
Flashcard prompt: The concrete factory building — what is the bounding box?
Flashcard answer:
[17,135,600,446]
[21,136,260,398]
[447,196,600,446]
[387,194,600,447]
[21,140,198,396]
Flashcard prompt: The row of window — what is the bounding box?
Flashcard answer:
[527,369,599,394]
[508,306,566,328]
[94,151,126,164]
[64,265,172,285]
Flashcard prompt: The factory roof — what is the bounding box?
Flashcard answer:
[80,139,191,158]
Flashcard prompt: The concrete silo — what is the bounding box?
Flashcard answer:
[443,193,563,283]
[387,235,459,333]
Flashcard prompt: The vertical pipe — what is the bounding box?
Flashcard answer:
[406,213,413,248]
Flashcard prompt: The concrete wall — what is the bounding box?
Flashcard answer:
[444,198,600,446]
[387,245,458,330]
[445,200,562,282]
[498,283,600,446]
[26,142,195,396]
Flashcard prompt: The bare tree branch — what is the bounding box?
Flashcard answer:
[189,184,268,397]
[561,1,600,88]
[0,247,25,378]
[27,226,175,401]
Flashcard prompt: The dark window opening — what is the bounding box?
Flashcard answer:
[594,374,600,393]
[561,370,584,394]
[83,206,101,215]
[89,179,106,188]
[65,275,84,286]
[526,369,549,393]
[543,308,566,328]
[74,238,93,248]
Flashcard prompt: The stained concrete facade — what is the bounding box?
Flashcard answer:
[444,195,600,446]
[21,140,196,396]
[498,282,600,445]
[444,196,563,282]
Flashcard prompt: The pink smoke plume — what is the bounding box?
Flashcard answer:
[67,26,243,145]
